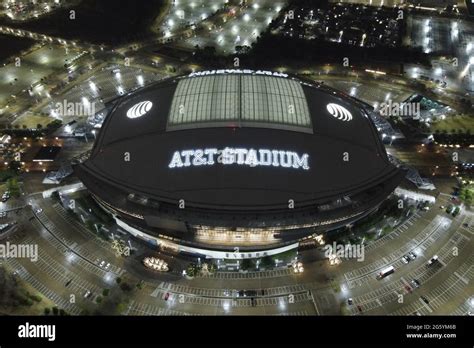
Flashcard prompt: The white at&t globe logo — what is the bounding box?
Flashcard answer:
[326,103,353,122]
[126,100,153,119]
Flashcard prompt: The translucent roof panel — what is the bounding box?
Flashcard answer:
[168,74,312,132]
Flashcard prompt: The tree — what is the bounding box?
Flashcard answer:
[116,302,127,314]
[8,161,21,174]
[240,258,254,271]
[459,186,473,206]
[102,289,110,297]
[260,256,273,269]
[120,282,132,292]
[207,263,216,274]
[186,263,201,277]
[44,307,50,315]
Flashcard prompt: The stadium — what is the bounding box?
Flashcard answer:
[74,69,404,259]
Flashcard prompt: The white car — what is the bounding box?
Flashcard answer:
[99,260,106,268]
[83,290,91,298]
[427,255,438,266]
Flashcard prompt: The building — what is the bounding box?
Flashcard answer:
[75,69,404,259]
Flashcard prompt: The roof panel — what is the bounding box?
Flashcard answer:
[167,74,312,132]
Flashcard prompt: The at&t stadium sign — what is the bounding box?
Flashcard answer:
[168,148,310,170]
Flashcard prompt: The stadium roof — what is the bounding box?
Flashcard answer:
[79,70,399,211]
[168,74,312,132]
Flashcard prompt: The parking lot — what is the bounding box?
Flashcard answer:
[0,43,84,105]
[180,0,285,53]
[347,231,471,315]
[343,215,450,288]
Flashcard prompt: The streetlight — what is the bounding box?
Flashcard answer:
[360,33,366,47]
[467,42,473,54]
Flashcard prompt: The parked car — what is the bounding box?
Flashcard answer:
[411,279,420,288]
[1,191,10,202]
[408,252,417,260]
[427,255,439,266]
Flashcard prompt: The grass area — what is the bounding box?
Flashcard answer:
[0,267,55,315]
[271,249,297,262]
[431,114,474,134]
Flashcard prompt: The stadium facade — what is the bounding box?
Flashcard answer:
[75,69,404,259]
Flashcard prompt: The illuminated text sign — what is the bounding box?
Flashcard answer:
[169,148,310,170]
